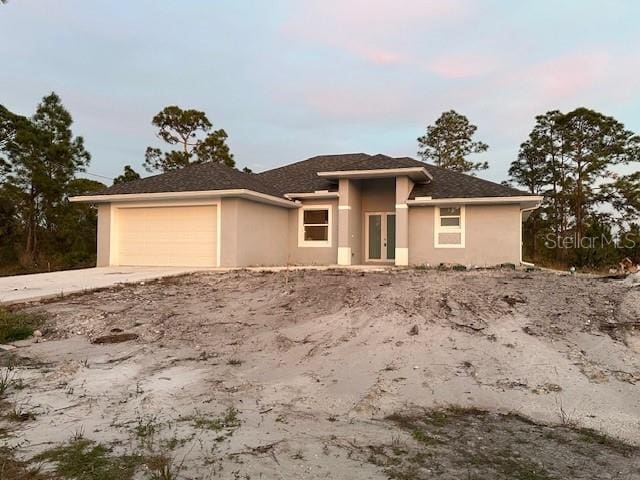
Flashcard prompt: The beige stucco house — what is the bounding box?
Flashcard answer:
[71,153,542,268]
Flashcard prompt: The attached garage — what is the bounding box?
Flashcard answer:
[115,204,218,267]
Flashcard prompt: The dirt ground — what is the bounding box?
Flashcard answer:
[2,268,640,479]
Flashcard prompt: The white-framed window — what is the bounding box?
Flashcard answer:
[298,205,332,247]
[434,205,465,248]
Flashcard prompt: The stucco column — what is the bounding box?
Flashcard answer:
[395,176,412,266]
[337,178,352,265]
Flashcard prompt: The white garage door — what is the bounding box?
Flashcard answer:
[117,205,217,267]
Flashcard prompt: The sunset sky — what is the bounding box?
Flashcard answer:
[2,0,639,184]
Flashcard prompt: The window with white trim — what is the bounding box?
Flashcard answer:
[299,206,332,247]
[434,206,465,248]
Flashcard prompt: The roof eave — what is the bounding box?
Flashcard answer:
[284,190,340,200]
[69,189,296,208]
[407,195,543,209]
[317,167,432,182]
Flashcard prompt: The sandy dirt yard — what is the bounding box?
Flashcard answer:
[2,268,640,479]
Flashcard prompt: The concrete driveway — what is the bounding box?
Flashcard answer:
[0,267,204,305]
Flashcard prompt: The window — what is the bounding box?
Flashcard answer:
[439,207,461,227]
[299,206,332,247]
[434,206,465,248]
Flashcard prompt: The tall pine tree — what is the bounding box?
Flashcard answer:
[143,106,234,172]
[417,110,489,174]
[1,93,90,263]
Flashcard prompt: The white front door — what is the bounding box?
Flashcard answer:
[366,212,396,262]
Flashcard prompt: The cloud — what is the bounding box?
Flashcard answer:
[282,0,474,65]
[528,51,611,99]
[360,48,407,66]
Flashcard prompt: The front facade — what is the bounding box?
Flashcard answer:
[72,154,542,268]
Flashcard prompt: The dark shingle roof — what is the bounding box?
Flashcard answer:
[89,153,531,201]
[413,164,529,199]
[256,153,370,196]
[92,162,282,197]
[338,154,427,171]
[258,153,530,199]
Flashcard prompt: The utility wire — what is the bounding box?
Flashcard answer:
[83,171,114,181]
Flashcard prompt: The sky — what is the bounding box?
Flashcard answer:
[1,0,640,185]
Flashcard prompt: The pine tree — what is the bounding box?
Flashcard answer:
[417,110,489,173]
[143,106,234,172]
[1,93,90,263]
[113,165,141,185]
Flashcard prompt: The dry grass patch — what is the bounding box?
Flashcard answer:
[353,407,640,480]
[33,439,180,480]
[34,440,144,480]
[0,446,50,480]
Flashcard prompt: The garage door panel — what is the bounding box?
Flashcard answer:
[117,205,217,267]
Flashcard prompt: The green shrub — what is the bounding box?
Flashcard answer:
[0,309,43,343]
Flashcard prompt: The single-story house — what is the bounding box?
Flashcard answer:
[70,153,542,268]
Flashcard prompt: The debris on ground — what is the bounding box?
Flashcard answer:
[91,333,139,344]
[619,257,639,274]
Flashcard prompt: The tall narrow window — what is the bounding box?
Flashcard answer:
[434,206,465,248]
[299,206,332,247]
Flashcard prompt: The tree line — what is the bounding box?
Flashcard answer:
[1,92,638,274]
[418,109,640,269]
[0,93,102,273]
[0,95,236,274]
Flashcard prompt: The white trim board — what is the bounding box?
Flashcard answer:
[408,195,543,206]
[318,167,432,181]
[337,247,351,265]
[285,191,339,200]
[71,189,297,208]
[395,247,409,266]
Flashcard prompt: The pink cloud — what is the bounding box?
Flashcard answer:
[361,48,407,66]
[282,0,474,66]
[499,49,640,108]
[530,51,611,99]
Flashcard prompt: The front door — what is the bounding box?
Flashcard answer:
[366,212,396,262]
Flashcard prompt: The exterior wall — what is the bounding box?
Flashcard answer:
[219,198,239,267]
[93,191,523,269]
[220,198,289,267]
[287,198,338,265]
[408,204,522,266]
[360,178,395,213]
[96,204,112,267]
